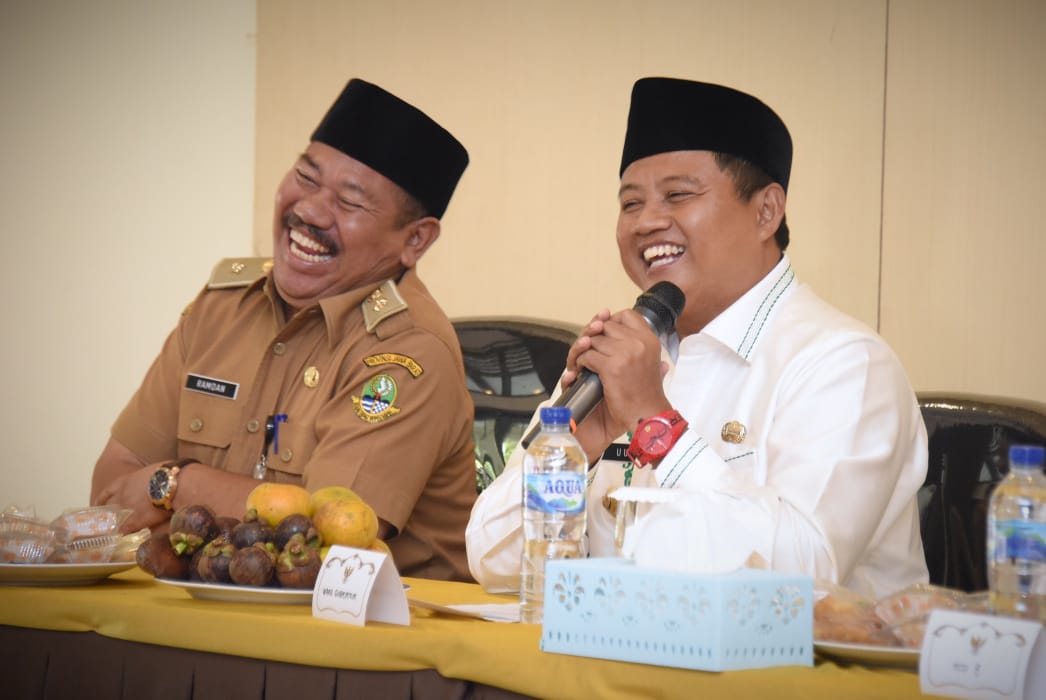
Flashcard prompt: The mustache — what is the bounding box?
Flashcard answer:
[284,214,337,252]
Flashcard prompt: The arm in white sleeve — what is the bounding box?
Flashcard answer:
[465,447,525,592]
[630,333,925,595]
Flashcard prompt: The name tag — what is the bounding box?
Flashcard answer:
[602,443,630,462]
[185,373,239,400]
[313,546,409,627]
[920,609,1044,699]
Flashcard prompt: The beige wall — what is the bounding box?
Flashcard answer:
[255,0,887,328]
[254,0,1045,404]
[0,1,256,518]
[881,0,1046,400]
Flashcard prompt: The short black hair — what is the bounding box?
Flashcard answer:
[392,187,429,228]
[714,153,790,251]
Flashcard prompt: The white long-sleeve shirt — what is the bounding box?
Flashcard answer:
[466,256,929,599]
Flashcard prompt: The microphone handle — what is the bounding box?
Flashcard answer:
[556,369,604,425]
[517,283,682,451]
[520,368,602,450]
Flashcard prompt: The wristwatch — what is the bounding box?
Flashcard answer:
[147,458,199,510]
[626,410,688,468]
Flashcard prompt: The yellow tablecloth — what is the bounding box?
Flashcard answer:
[0,568,932,699]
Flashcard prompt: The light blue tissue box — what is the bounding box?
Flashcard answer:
[541,558,813,671]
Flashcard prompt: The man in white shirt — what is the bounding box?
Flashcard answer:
[466,77,929,599]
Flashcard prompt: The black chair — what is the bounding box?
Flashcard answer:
[452,317,580,492]
[917,392,1046,592]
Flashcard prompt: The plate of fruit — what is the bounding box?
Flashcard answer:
[138,484,389,603]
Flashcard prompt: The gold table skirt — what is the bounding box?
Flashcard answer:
[0,568,930,699]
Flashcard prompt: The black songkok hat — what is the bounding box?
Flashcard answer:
[620,78,792,192]
[311,79,469,218]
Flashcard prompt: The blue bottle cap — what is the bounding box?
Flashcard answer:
[1009,444,1046,467]
[539,406,572,426]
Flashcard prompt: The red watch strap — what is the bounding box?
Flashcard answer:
[627,410,688,468]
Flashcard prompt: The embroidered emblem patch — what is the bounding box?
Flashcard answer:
[351,373,401,422]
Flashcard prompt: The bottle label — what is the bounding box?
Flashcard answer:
[524,473,586,515]
[993,519,1046,563]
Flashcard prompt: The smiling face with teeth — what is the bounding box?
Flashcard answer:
[271,141,439,315]
[617,150,785,336]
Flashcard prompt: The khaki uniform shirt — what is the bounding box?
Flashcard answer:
[113,264,476,581]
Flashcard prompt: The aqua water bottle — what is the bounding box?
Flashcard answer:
[520,406,587,624]
[987,444,1046,621]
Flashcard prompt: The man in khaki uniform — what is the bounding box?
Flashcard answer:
[92,79,476,581]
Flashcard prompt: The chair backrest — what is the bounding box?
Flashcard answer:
[452,317,580,492]
[917,392,1046,591]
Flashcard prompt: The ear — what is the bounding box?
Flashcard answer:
[399,217,441,269]
[754,183,786,243]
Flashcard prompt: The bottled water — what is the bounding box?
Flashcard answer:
[520,406,587,624]
[987,444,1046,622]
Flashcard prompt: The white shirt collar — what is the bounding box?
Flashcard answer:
[677,254,796,362]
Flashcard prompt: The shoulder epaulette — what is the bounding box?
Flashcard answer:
[207,257,273,289]
[362,279,409,332]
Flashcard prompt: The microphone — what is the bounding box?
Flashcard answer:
[520,281,685,449]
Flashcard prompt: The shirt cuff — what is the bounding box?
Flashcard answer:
[653,430,731,490]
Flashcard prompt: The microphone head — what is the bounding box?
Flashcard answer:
[634,282,686,335]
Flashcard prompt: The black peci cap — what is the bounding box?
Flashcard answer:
[311,79,469,218]
[620,78,792,192]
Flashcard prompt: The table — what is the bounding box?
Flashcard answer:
[0,568,934,699]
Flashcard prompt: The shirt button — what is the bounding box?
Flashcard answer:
[280,448,293,462]
[272,342,287,356]
[246,419,260,433]
[189,418,204,432]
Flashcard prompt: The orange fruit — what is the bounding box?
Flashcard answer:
[368,538,393,559]
[245,483,312,527]
[309,485,361,514]
[313,498,378,549]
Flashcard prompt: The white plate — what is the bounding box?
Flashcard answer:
[0,561,136,586]
[815,640,920,669]
[154,577,313,604]
[407,597,520,622]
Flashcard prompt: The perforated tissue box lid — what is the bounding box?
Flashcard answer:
[541,558,813,671]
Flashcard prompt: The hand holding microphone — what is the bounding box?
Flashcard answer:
[520,282,685,449]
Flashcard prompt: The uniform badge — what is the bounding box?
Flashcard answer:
[185,373,239,400]
[721,420,747,444]
[351,373,401,422]
[361,280,408,332]
[303,366,320,388]
[363,353,423,377]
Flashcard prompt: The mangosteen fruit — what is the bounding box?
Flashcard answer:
[231,509,275,550]
[169,504,219,556]
[214,515,240,540]
[136,533,190,580]
[229,541,277,587]
[196,535,236,583]
[274,513,321,551]
[276,533,321,589]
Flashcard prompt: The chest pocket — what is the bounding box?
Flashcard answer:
[722,445,758,467]
[176,389,238,449]
[719,444,763,488]
[258,419,309,479]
